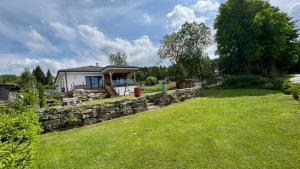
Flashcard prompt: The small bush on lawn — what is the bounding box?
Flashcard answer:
[145,76,158,86]
[0,87,42,169]
[291,85,300,100]
[282,80,293,94]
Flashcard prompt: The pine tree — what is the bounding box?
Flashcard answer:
[33,66,46,85]
[46,70,54,85]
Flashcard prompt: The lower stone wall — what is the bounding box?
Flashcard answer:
[39,87,201,132]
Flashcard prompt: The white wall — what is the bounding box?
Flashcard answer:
[55,72,103,93]
[114,85,137,96]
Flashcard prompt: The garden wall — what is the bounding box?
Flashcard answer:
[38,87,201,132]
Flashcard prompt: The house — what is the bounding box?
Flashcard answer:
[0,84,19,101]
[54,64,139,97]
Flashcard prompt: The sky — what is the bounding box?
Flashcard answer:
[0,0,299,75]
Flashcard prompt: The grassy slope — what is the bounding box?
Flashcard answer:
[38,89,300,169]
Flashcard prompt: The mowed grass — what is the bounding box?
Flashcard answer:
[38,89,300,169]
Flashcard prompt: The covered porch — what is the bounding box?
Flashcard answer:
[101,66,139,87]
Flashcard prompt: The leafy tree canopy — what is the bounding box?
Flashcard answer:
[214,0,299,74]
[159,22,212,80]
[109,52,128,65]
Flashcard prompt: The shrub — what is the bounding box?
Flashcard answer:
[37,83,46,108]
[282,80,293,94]
[0,87,41,168]
[145,76,158,86]
[291,85,300,100]
[220,75,285,90]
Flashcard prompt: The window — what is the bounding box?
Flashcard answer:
[85,76,102,88]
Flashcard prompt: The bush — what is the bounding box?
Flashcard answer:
[291,85,300,100]
[0,87,41,168]
[37,83,46,108]
[145,76,158,86]
[282,80,293,94]
[221,75,285,90]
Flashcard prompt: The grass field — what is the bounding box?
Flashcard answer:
[38,89,300,169]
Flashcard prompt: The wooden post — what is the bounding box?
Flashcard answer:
[101,74,104,87]
[109,71,113,86]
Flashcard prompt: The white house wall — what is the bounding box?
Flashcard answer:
[66,72,102,91]
[55,72,103,93]
[55,72,65,93]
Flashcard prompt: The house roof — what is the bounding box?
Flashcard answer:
[54,65,139,84]
[59,66,104,72]
[0,84,19,89]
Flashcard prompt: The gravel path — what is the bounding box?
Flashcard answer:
[290,74,300,84]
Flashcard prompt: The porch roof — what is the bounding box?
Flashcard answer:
[100,65,139,74]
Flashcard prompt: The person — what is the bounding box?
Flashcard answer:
[161,81,167,94]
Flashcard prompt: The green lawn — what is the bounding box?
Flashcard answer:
[38,89,300,169]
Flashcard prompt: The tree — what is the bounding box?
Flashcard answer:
[37,83,46,108]
[0,75,20,85]
[214,0,299,74]
[19,68,36,87]
[33,66,46,85]
[159,22,212,80]
[109,52,128,65]
[45,70,54,85]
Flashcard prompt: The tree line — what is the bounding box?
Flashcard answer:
[158,0,300,80]
[0,66,54,87]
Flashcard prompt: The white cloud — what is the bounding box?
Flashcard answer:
[0,52,109,75]
[78,25,158,66]
[193,0,220,13]
[49,22,76,40]
[143,13,152,24]
[290,3,300,28]
[270,0,300,29]
[25,29,58,53]
[166,4,207,29]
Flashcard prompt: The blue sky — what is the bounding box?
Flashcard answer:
[0,0,299,75]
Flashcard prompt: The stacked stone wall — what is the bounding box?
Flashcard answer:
[39,87,201,132]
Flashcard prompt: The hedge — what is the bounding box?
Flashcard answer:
[0,87,42,168]
[220,75,284,90]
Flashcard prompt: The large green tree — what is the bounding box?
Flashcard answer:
[33,66,46,85]
[159,22,212,80]
[108,52,128,65]
[214,0,299,74]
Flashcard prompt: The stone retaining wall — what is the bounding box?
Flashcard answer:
[39,87,201,132]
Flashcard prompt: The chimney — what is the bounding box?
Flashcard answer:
[96,63,99,67]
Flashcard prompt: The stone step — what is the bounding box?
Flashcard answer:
[147,105,160,110]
